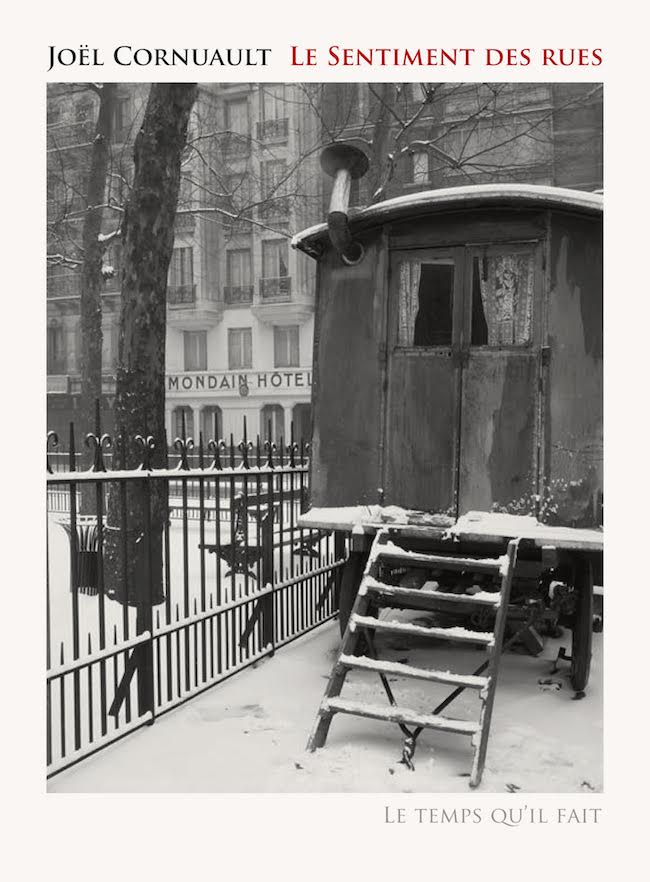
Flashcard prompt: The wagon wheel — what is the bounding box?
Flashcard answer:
[338,551,368,637]
[570,554,594,693]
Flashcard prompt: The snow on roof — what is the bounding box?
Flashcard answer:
[292,183,603,253]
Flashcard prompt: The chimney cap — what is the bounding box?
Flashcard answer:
[320,142,369,180]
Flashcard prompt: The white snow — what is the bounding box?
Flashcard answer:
[298,505,453,531]
[298,506,603,551]
[292,184,603,250]
[47,620,603,793]
[448,511,604,550]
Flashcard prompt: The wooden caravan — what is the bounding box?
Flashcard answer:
[294,182,602,527]
[294,146,603,694]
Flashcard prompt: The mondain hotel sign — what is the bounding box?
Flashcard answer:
[167,370,312,397]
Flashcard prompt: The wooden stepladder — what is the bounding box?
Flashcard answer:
[307,528,519,787]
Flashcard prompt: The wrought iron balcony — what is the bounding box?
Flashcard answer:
[47,370,68,389]
[259,276,292,301]
[224,285,254,305]
[168,284,197,305]
[257,118,289,141]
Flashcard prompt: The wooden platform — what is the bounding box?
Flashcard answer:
[298,507,603,553]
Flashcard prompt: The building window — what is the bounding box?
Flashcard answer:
[184,330,207,371]
[261,85,286,121]
[47,324,65,374]
[169,247,194,303]
[225,98,249,135]
[113,96,129,141]
[179,174,194,207]
[292,403,312,444]
[261,404,285,442]
[173,406,194,440]
[411,151,430,185]
[261,240,291,298]
[261,160,287,198]
[225,250,253,304]
[226,249,252,288]
[201,406,223,442]
[274,326,299,367]
[262,239,289,279]
[228,328,252,370]
[169,247,194,287]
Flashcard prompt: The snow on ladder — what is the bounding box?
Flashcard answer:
[306,528,519,788]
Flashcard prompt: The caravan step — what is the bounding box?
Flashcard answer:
[363,577,501,607]
[375,542,507,574]
[351,614,494,646]
[322,697,480,736]
[338,654,490,690]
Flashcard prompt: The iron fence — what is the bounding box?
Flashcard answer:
[46,422,345,777]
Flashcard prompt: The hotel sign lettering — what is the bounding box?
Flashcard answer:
[167,370,312,396]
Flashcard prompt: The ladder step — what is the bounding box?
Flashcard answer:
[363,577,501,608]
[339,654,490,690]
[352,614,494,646]
[322,697,480,736]
[376,541,507,574]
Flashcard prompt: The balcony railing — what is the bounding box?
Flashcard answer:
[257,118,289,141]
[47,373,68,391]
[168,284,197,305]
[257,197,291,220]
[47,120,95,150]
[224,285,254,305]
[259,276,292,301]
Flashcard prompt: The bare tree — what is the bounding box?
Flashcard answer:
[78,84,117,442]
[171,82,602,252]
[106,82,198,605]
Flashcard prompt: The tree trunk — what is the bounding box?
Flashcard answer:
[106,83,198,606]
[79,84,116,509]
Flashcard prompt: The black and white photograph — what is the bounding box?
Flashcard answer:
[45,80,604,793]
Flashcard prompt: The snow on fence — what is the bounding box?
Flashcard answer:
[46,425,346,777]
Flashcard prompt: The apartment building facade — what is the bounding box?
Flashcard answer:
[46,82,602,445]
[46,83,321,445]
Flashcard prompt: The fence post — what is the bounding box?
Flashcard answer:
[261,472,275,653]
[136,471,155,721]
[333,531,345,612]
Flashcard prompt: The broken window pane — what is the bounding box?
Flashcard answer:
[398,259,454,347]
[472,252,533,346]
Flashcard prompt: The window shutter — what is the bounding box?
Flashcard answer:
[290,327,299,364]
[228,330,237,369]
[244,329,252,367]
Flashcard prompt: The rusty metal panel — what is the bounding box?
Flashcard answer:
[385,352,458,512]
[310,238,385,507]
[546,213,603,526]
[459,353,538,515]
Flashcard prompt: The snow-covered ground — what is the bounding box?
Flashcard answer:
[48,619,603,793]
